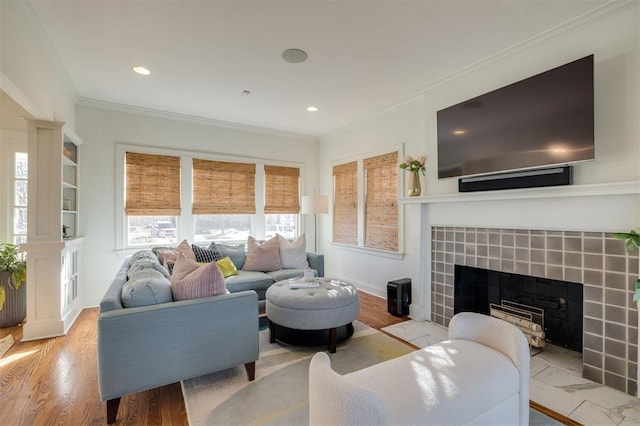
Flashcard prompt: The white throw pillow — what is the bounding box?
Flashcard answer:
[278,234,309,269]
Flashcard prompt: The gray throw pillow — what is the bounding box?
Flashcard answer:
[217,243,247,269]
[128,258,171,279]
[121,269,173,308]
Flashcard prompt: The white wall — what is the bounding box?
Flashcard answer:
[318,4,640,301]
[318,98,426,297]
[0,1,78,126]
[76,104,320,305]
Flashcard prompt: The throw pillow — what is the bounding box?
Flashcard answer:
[217,243,247,269]
[156,249,178,268]
[177,239,197,261]
[121,269,173,308]
[128,258,171,279]
[277,233,309,269]
[192,242,224,263]
[170,255,227,301]
[242,236,282,272]
[215,256,238,278]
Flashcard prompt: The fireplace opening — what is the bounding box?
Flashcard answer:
[454,265,583,352]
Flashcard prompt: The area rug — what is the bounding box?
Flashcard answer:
[181,321,563,425]
[0,334,14,358]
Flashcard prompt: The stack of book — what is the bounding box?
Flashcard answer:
[288,277,320,289]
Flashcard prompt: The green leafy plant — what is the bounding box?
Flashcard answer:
[0,243,27,310]
[612,229,640,302]
[399,154,426,176]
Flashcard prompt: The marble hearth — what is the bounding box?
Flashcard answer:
[431,226,640,395]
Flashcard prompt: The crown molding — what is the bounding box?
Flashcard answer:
[76,97,319,143]
[416,0,639,95]
[324,0,637,139]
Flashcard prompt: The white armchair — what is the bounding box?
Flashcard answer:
[309,312,530,425]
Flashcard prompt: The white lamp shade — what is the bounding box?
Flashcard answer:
[301,195,329,214]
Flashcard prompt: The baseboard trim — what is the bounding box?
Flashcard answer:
[529,400,580,425]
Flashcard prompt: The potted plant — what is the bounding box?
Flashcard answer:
[0,243,27,328]
[612,229,640,301]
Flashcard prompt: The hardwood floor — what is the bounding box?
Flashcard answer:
[0,291,406,425]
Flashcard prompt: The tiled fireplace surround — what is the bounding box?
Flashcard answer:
[430,226,640,396]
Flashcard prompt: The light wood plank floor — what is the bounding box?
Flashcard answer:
[0,291,407,425]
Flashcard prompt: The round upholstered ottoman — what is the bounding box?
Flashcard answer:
[266,279,360,353]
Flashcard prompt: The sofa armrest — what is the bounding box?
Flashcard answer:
[309,352,388,426]
[307,252,324,277]
[98,290,259,401]
[448,312,530,425]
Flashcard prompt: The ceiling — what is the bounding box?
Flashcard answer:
[26,0,609,136]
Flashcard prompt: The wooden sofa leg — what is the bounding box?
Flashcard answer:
[245,361,256,381]
[106,397,121,424]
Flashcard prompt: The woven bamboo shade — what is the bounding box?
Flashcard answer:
[125,152,181,216]
[332,161,358,245]
[364,152,398,251]
[264,165,300,214]
[192,159,256,214]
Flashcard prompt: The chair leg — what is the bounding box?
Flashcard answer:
[329,327,337,353]
[245,361,256,381]
[106,397,121,424]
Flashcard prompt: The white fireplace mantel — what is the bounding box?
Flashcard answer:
[399,181,640,206]
[401,181,640,322]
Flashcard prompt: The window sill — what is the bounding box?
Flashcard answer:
[330,242,404,260]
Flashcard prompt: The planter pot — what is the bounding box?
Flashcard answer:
[0,272,26,328]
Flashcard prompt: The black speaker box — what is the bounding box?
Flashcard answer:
[458,166,572,193]
[387,278,411,317]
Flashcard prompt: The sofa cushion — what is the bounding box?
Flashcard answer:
[128,258,171,279]
[266,268,317,283]
[218,243,247,269]
[243,236,282,272]
[121,268,173,308]
[170,255,227,301]
[130,250,157,263]
[216,256,238,278]
[225,270,274,299]
[192,242,224,263]
[278,234,309,269]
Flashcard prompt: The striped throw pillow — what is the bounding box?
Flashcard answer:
[170,255,226,301]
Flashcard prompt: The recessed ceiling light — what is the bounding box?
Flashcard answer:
[453,129,466,135]
[132,66,151,76]
[282,48,308,64]
[306,106,319,112]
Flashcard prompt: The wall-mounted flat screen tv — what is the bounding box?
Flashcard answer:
[437,55,594,180]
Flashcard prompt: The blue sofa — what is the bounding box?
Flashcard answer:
[218,245,325,299]
[97,253,259,424]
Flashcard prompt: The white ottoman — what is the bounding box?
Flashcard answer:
[266,279,360,353]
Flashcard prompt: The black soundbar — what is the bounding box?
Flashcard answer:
[458,166,573,192]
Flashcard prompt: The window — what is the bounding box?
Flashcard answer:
[13,153,28,245]
[192,159,256,244]
[192,159,256,214]
[194,214,251,243]
[125,152,181,246]
[117,145,305,249]
[363,152,398,251]
[332,161,358,245]
[264,165,300,240]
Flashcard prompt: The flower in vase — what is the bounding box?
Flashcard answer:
[399,154,426,176]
